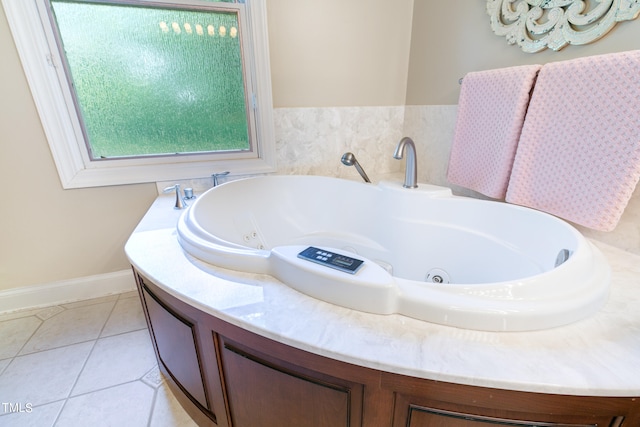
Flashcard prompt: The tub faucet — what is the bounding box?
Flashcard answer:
[212,171,230,187]
[393,137,418,188]
[163,184,188,209]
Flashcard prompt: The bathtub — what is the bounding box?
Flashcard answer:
[177,175,610,331]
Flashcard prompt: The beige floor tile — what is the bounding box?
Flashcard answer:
[0,342,93,406]
[0,400,64,427]
[149,383,199,427]
[0,316,41,359]
[101,296,147,337]
[71,329,156,396]
[19,302,115,354]
[56,382,154,427]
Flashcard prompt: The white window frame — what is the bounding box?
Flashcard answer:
[2,0,276,188]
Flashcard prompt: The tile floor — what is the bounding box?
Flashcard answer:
[0,292,198,427]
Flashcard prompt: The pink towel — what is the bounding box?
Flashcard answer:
[447,64,541,199]
[506,50,640,232]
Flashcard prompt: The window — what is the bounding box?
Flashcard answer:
[3,0,275,188]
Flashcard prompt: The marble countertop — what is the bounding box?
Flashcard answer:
[125,192,640,397]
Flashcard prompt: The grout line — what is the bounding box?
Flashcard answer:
[66,338,99,393]
[97,297,120,339]
[12,310,53,359]
[100,326,149,339]
[147,386,160,427]
[63,378,151,400]
[13,336,106,358]
[0,359,10,377]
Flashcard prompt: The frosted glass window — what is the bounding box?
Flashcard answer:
[49,0,250,160]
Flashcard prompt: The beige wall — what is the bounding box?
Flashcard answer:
[0,1,414,292]
[267,0,414,107]
[406,0,640,105]
[0,6,158,292]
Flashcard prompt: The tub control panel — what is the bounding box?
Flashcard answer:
[297,247,364,274]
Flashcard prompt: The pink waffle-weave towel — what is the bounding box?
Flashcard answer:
[506,50,640,232]
[447,64,541,199]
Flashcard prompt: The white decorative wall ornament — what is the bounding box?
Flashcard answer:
[486,0,640,53]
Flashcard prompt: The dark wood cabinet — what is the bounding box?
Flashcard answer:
[134,270,640,427]
[219,336,363,427]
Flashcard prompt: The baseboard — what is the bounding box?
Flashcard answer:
[0,270,137,314]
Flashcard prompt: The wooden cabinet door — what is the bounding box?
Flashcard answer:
[218,336,364,427]
[141,284,210,411]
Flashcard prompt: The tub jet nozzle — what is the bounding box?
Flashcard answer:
[341,152,371,183]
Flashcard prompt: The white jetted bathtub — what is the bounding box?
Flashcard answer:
[177,175,610,331]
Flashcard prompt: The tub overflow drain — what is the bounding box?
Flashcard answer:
[425,268,451,284]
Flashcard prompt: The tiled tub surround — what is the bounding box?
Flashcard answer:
[126,193,640,397]
[274,106,405,179]
[0,292,197,426]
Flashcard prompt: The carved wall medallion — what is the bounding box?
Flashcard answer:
[487,0,640,53]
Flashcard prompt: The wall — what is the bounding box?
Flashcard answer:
[0,0,414,295]
[0,6,158,292]
[404,1,640,254]
[267,0,413,107]
[406,0,640,105]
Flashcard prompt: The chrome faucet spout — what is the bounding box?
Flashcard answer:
[393,137,418,188]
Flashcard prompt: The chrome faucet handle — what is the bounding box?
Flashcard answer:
[212,171,230,187]
[183,187,195,200]
[163,184,187,210]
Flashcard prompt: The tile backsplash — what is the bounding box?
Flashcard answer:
[274,106,405,179]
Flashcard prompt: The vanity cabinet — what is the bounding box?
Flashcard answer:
[134,271,640,427]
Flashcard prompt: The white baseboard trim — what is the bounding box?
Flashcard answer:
[0,270,137,314]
